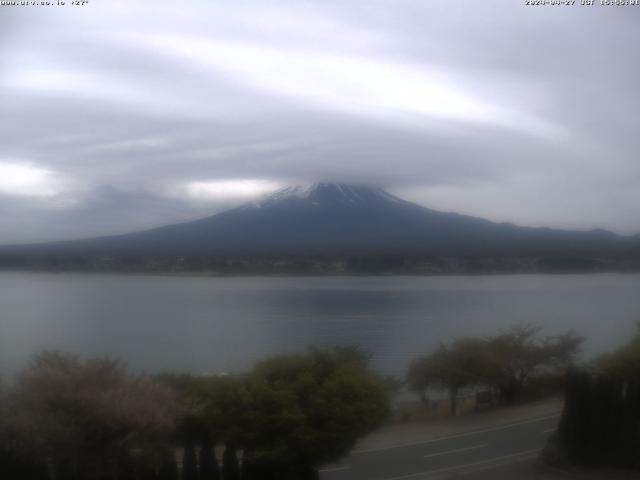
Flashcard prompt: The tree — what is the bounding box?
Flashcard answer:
[1,377,48,479]
[557,330,640,471]
[238,348,389,478]
[196,376,250,447]
[407,338,488,415]
[5,351,178,480]
[485,325,583,403]
[158,373,249,450]
[549,326,640,469]
[599,323,640,380]
[408,325,584,410]
[157,374,244,480]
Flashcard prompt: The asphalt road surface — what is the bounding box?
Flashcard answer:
[320,414,560,480]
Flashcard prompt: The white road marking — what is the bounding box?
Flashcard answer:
[380,448,542,480]
[319,466,351,473]
[457,450,541,476]
[353,413,560,454]
[423,443,488,459]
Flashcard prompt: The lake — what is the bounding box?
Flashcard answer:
[1,272,639,377]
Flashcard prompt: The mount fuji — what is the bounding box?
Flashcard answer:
[1,183,636,262]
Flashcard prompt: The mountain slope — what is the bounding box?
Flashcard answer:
[0,183,636,258]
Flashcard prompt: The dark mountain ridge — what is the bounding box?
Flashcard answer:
[1,183,638,273]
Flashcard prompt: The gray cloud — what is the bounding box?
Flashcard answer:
[1,0,640,243]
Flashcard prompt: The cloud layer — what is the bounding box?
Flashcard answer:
[1,0,640,243]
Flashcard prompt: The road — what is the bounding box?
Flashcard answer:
[320,414,560,480]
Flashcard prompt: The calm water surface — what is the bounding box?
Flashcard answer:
[1,272,639,376]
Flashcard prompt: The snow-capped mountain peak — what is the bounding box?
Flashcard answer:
[250,182,409,209]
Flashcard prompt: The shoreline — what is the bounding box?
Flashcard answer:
[1,269,640,278]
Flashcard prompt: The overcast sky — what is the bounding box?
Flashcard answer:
[1,0,639,243]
